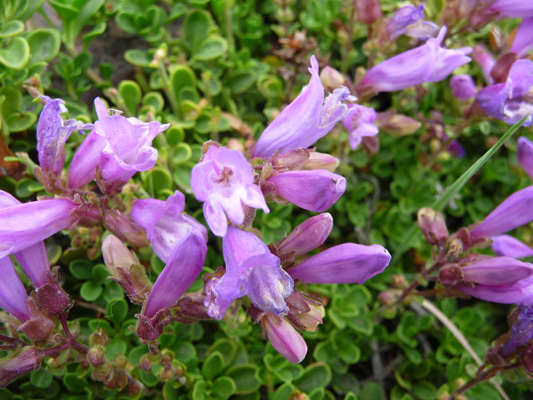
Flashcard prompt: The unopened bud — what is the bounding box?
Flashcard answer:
[102,235,139,277]
[157,367,175,382]
[277,213,333,259]
[90,328,109,347]
[87,346,107,367]
[0,347,40,388]
[450,75,477,101]
[92,361,114,383]
[115,354,128,370]
[439,265,465,285]
[417,207,449,246]
[301,152,339,172]
[139,354,152,371]
[261,314,307,364]
[320,66,345,92]
[375,111,421,137]
[392,275,408,288]
[103,211,149,248]
[378,291,395,305]
[35,269,70,315]
[295,303,325,332]
[355,0,382,25]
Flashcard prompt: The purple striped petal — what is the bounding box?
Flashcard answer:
[288,243,391,284]
[491,235,533,258]
[510,17,533,57]
[455,276,533,305]
[0,257,30,322]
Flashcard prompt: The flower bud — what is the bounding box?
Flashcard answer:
[375,111,421,137]
[35,268,70,315]
[518,136,533,180]
[355,0,382,25]
[319,66,345,91]
[439,265,465,285]
[450,75,477,101]
[301,152,339,172]
[0,347,41,388]
[417,207,449,246]
[90,328,109,347]
[261,314,307,363]
[103,210,149,248]
[92,361,114,383]
[491,235,533,258]
[277,213,333,259]
[87,346,107,367]
[271,148,310,171]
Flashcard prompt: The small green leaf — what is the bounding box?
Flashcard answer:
[31,369,53,388]
[213,376,236,399]
[82,22,106,48]
[63,373,87,392]
[202,351,225,381]
[360,382,385,400]
[195,36,228,60]
[106,337,127,359]
[142,92,164,113]
[143,167,173,198]
[69,260,93,280]
[106,299,128,326]
[124,49,152,67]
[0,37,30,70]
[227,364,261,394]
[294,363,332,392]
[6,111,36,132]
[183,10,211,51]
[0,21,24,38]
[412,381,437,400]
[118,80,142,115]
[227,71,256,94]
[27,29,61,64]
[80,281,103,301]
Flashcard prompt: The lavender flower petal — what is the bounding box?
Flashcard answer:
[0,257,30,322]
[267,170,346,212]
[261,314,307,363]
[450,75,477,100]
[288,243,391,284]
[470,186,533,240]
[487,0,533,18]
[500,304,533,356]
[510,17,533,57]
[460,257,533,286]
[253,56,355,159]
[143,232,207,318]
[68,130,105,189]
[387,5,438,41]
[342,104,379,150]
[492,235,533,258]
[518,136,533,180]
[455,276,533,305]
[277,213,333,257]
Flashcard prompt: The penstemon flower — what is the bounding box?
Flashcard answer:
[387,4,439,41]
[342,104,380,150]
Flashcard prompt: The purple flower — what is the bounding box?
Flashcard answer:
[191,145,269,237]
[487,0,533,18]
[455,276,533,305]
[470,186,533,241]
[131,190,207,263]
[0,191,49,288]
[288,243,391,284]
[0,257,31,322]
[260,313,307,364]
[355,0,382,25]
[266,170,346,212]
[277,213,333,259]
[205,227,293,319]
[500,304,533,357]
[518,136,533,180]
[359,27,472,93]
[510,17,533,57]
[143,232,207,318]
[0,192,78,259]
[37,97,92,176]
[342,104,379,150]
[0,347,40,388]
[253,56,355,159]
[450,75,477,101]
[477,59,533,126]
[387,5,439,41]
[472,45,496,84]
[492,235,533,258]
[69,98,169,189]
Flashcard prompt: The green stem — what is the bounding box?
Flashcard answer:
[158,64,179,117]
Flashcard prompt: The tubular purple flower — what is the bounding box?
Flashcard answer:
[191,145,269,237]
[206,227,293,318]
[472,45,495,84]
[477,59,533,127]
[260,314,307,364]
[253,56,355,159]
[470,186,533,241]
[387,4,438,41]
[0,347,41,388]
[510,17,533,57]
[450,75,477,101]
[0,257,31,322]
[518,136,533,180]
[37,97,92,176]
[143,232,207,318]
[131,190,207,263]
[0,194,78,259]
[458,257,533,286]
[69,98,169,189]
[455,276,533,305]
[487,0,533,18]
[359,27,472,93]
[342,104,379,150]
[301,152,339,172]
[0,191,49,288]
[500,304,533,357]
[288,243,391,284]
[277,213,333,258]
[492,235,533,258]
[266,170,346,212]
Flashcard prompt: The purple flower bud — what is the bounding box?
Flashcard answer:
[359,27,472,93]
[355,0,382,25]
[37,97,92,176]
[0,257,31,322]
[342,104,379,150]
[319,66,345,91]
[143,232,207,318]
[191,146,268,237]
[477,59,533,126]
[288,243,391,284]
[375,111,421,136]
[450,75,477,100]
[455,257,533,286]
[491,235,533,258]
[301,151,339,172]
[277,213,333,258]
[417,207,449,246]
[253,56,355,159]
[518,136,533,180]
[0,191,49,288]
[266,170,346,212]
[510,17,533,57]
[0,193,78,259]
[132,191,207,263]
[69,98,169,189]
[472,45,496,84]
[455,276,533,305]
[0,347,40,388]
[260,314,307,363]
[500,304,533,357]
[207,227,293,318]
[470,186,533,241]
[387,5,438,41]
[102,210,149,248]
[487,0,533,18]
